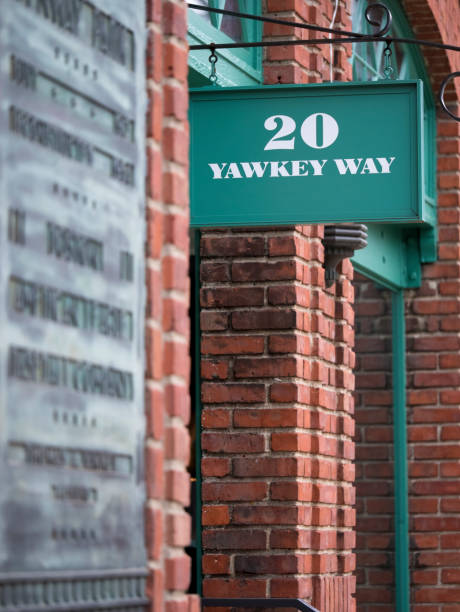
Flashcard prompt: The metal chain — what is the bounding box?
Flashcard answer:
[383,40,394,79]
[209,46,218,85]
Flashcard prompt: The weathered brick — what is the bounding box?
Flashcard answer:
[202,554,231,575]
[231,260,297,282]
[201,358,230,381]
[201,457,231,478]
[234,356,300,378]
[203,578,266,597]
[202,482,268,502]
[201,236,265,257]
[232,308,297,330]
[201,433,264,454]
[201,287,264,308]
[202,529,267,550]
[201,383,265,404]
[202,505,230,526]
[201,335,264,355]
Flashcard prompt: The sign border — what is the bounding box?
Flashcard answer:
[190,79,424,228]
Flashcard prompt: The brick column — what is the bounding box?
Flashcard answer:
[199,3,356,610]
[145,2,197,611]
[200,227,356,610]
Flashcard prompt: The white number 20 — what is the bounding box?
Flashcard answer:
[263,112,339,150]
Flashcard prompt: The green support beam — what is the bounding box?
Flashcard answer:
[392,290,410,612]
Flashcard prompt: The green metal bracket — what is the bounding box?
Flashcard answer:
[419,224,437,263]
[403,230,421,287]
[353,223,434,290]
[353,225,405,290]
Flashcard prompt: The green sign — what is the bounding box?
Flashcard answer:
[190,80,424,227]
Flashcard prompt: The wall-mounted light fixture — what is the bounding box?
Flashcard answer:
[323,224,368,287]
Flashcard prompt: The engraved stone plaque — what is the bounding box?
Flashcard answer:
[0,1,147,609]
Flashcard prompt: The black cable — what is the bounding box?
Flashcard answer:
[187,2,460,54]
[190,35,460,54]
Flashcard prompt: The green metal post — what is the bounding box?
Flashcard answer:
[391,290,410,611]
[194,230,202,595]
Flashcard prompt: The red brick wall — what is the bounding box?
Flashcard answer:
[145,2,196,611]
[200,228,356,610]
[354,1,460,610]
[264,0,352,84]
